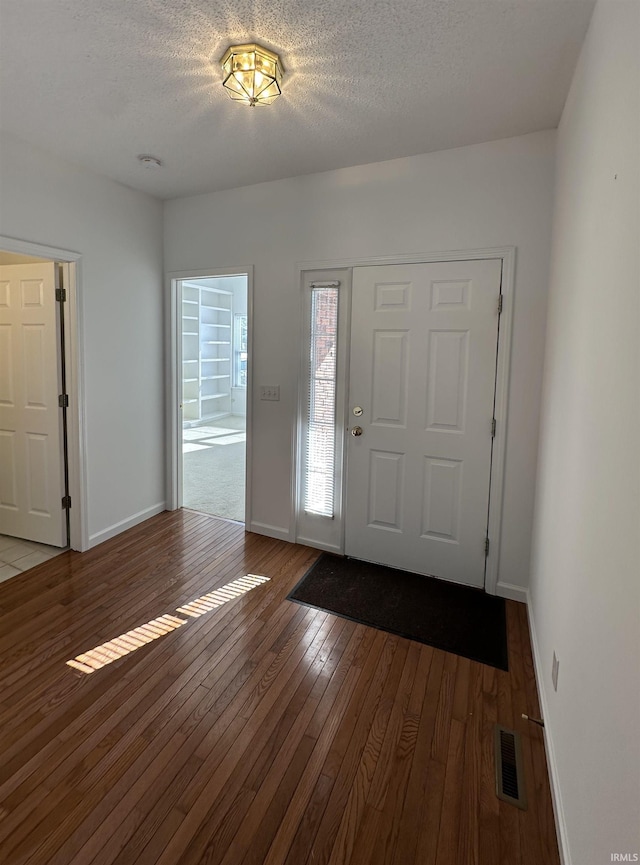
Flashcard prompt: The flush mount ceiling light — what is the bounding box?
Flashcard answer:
[220,43,283,107]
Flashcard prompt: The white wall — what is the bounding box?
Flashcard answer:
[529,3,640,863]
[0,131,165,546]
[165,130,556,587]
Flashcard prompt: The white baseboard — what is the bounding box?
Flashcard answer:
[249,521,292,542]
[88,502,166,549]
[495,580,528,603]
[526,592,571,865]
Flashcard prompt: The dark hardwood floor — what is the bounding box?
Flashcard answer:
[0,510,560,865]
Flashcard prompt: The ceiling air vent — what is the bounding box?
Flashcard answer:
[494,724,527,809]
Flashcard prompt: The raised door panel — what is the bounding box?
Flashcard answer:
[371,331,409,427]
[0,430,18,509]
[367,450,404,532]
[421,457,462,542]
[26,433,50,516]
[425,330,469,433]
[22,324,49,409]
[0,324,14,406]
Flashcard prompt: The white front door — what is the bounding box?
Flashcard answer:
[0,263,67,546]
[344,260,502,588]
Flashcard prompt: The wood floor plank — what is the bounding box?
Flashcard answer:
[0,524,277,732]
[115,614,341,865]
[496,605,522,865]
[387,644,435,865]
[455,661,484,865]
[410,650,448,865]
[321,639,411,865]
[1,557,300,802]
[0,510,561,865]
[41,605,324,865]
[478,663,500,865]
[339,641,423,865]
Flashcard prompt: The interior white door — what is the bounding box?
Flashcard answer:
[0,263,67,546]
[345,260,502,588]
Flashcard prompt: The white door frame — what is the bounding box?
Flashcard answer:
[295,246,515,595]
[0,234,88,551]
[166,267,254,525]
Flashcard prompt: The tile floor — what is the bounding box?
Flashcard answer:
[0,535,66,584]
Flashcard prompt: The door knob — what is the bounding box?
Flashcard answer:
[351,426,363,437]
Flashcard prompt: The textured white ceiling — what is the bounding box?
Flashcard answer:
[0,0,595,200]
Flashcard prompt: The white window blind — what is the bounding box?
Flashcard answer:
[304,284,339,517]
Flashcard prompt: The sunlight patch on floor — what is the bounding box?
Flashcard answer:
[177,574,270,618]
[66,614,187,674]
[66,574,270,674]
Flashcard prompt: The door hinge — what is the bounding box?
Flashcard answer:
[62,495,72,509]
[491,417,496,438]
[58,394,69,408]
[56,287,67,303]
[497,294,503,315]
[484,536,490,557]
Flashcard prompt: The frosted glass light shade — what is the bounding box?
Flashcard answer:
[221,43,283,106]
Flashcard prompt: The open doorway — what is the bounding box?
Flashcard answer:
[179,274,248,522]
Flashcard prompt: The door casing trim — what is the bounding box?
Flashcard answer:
[294,246,515,595]
[0,234,88,551]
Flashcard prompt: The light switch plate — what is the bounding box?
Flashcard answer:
[260,385,280,401]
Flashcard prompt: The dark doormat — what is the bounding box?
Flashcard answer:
[288,554,508,671]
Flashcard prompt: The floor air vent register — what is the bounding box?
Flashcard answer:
[494,724,528,810]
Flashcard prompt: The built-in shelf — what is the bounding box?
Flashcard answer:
[181,282,233,424]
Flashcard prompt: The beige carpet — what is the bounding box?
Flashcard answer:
[182,417,246,522]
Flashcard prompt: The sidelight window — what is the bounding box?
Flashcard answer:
[304,284,339,517]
